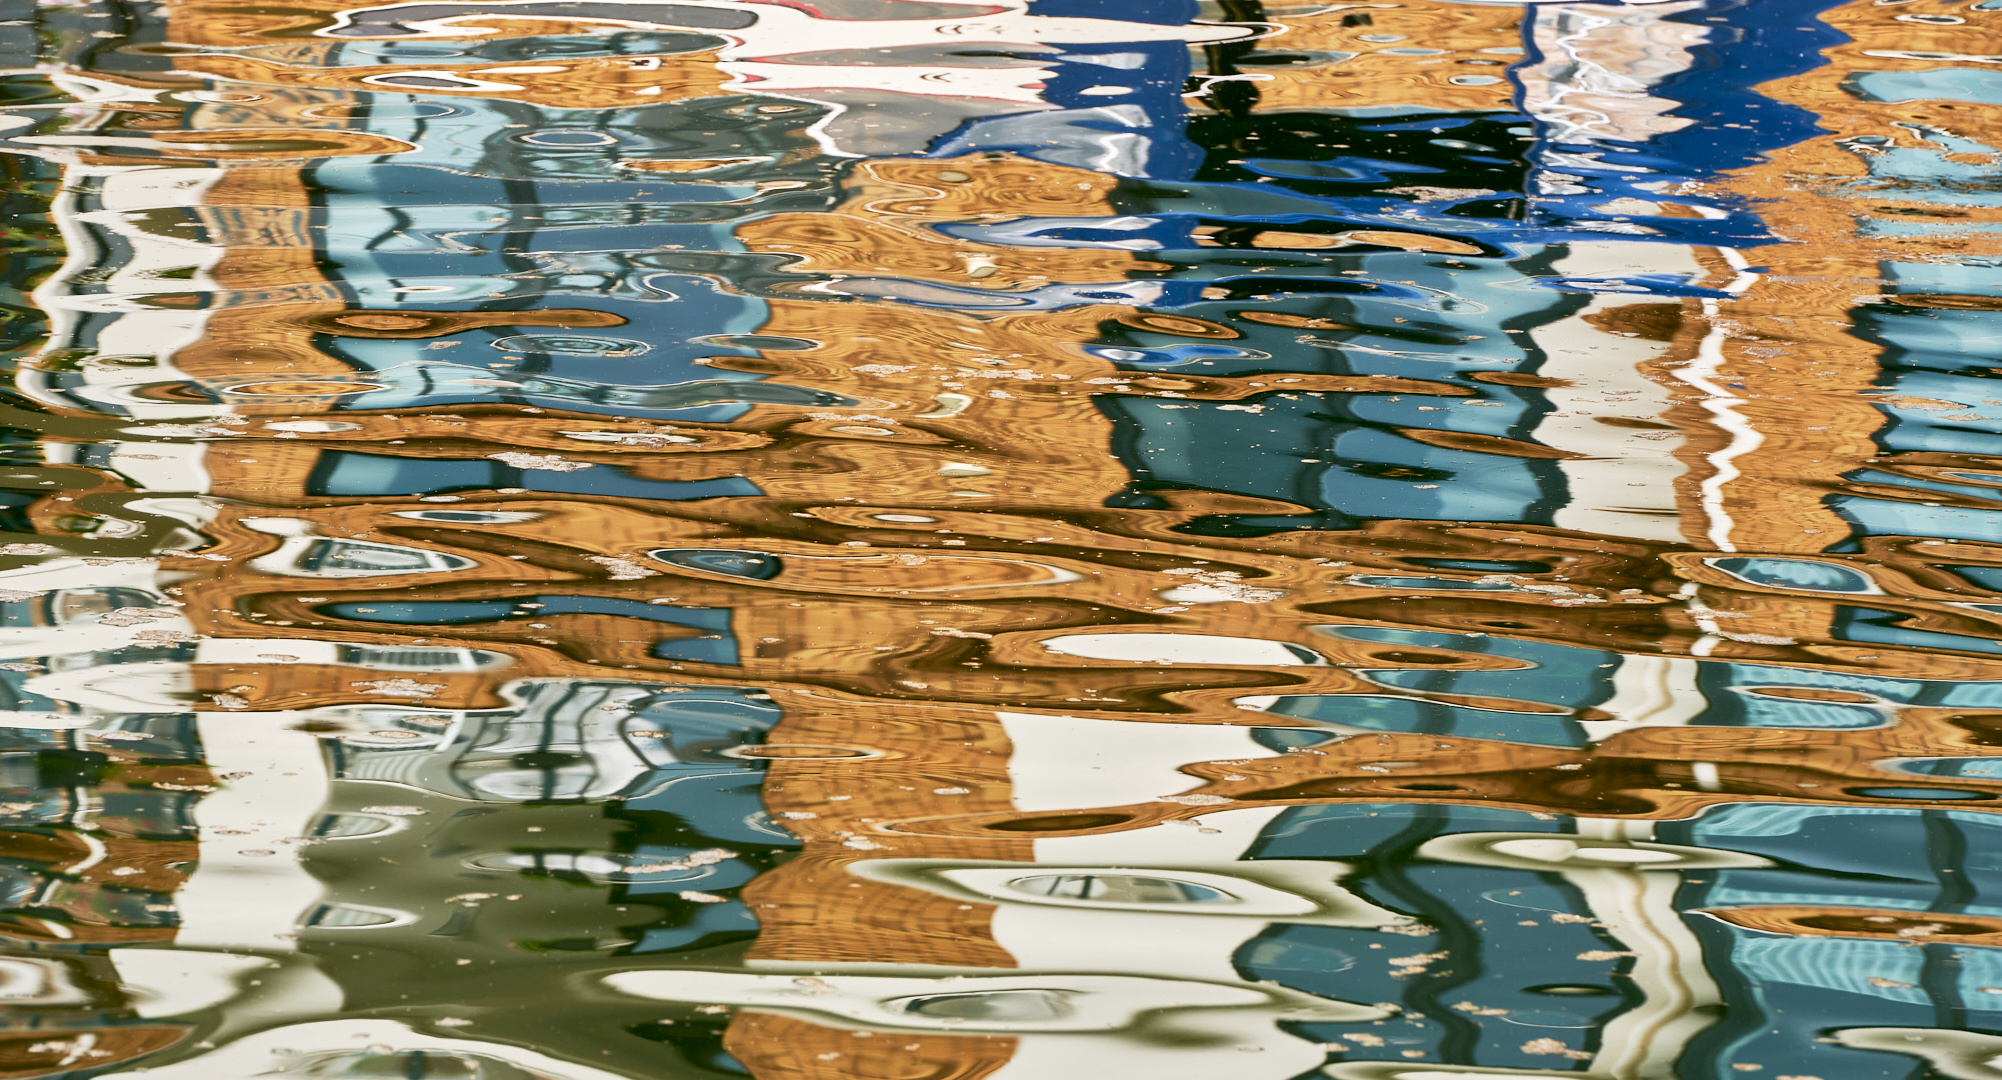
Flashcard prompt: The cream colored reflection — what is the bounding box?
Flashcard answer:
[1039,632,1324,666]
[100,1019,632,1080]
[0,560,194,685]
[0,8,1843,1080]
[307,0,1253,156]
[4,80,275,427]
[607,717,1392,1080]
[243,518,479,577]
[1518,2,1707,146]
[0,956,96,1005]
[39,696,1752,1080]
[27,160,234,421]
[196,637,509,673]
[1512,3,1758,548]
[316,0,1253,47]
[1531,242,1705,544]
[611,967,1382,1080]
[1832,1029,2002,1080]
[317,680,675,802]
[997,711,1286,811]
[794,716,1735,1080]
[1317,822,1732,1080]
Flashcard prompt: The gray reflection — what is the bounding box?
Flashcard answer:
[1007,874,1236,905]
[330,680,779,802]
[896,989,1075,1022]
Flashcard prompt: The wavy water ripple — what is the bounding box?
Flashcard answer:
[0,0,2000,1078]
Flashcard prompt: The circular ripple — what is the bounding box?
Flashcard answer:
[511,130,622,148]
[490,335,650,356]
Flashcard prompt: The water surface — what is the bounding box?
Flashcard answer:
[0,0,1998,1077]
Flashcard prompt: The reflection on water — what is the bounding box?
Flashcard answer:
[3,0,2002,1076]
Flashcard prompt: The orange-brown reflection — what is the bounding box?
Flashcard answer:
[18,0,2002,1075]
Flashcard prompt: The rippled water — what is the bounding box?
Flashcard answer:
[4,0,2002,1077]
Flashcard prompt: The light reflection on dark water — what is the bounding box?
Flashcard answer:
[0,0,2000,1077]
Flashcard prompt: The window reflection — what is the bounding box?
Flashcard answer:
[893,990,1074,1022]
[1007,874,1236,905]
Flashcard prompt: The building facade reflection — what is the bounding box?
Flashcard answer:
[0,1,1996,1079]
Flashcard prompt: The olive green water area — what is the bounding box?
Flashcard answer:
[0,0,2000,1078]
